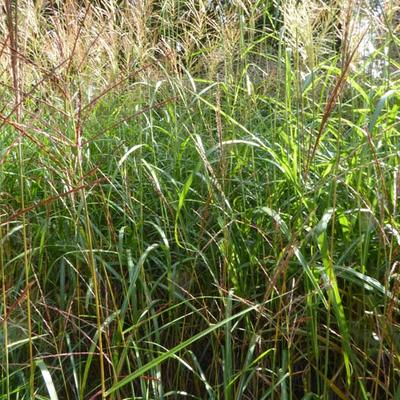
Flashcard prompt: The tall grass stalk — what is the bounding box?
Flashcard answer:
[5,0,35,397]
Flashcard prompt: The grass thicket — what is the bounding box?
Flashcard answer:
[0,0,399,399]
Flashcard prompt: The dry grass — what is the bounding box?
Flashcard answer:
[0,0,261,100]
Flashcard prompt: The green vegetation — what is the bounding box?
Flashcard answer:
[0,0,399,399]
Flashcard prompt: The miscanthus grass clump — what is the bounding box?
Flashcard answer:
[0,0,399,399]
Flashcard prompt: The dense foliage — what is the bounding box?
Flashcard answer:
[0,0,399,399]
